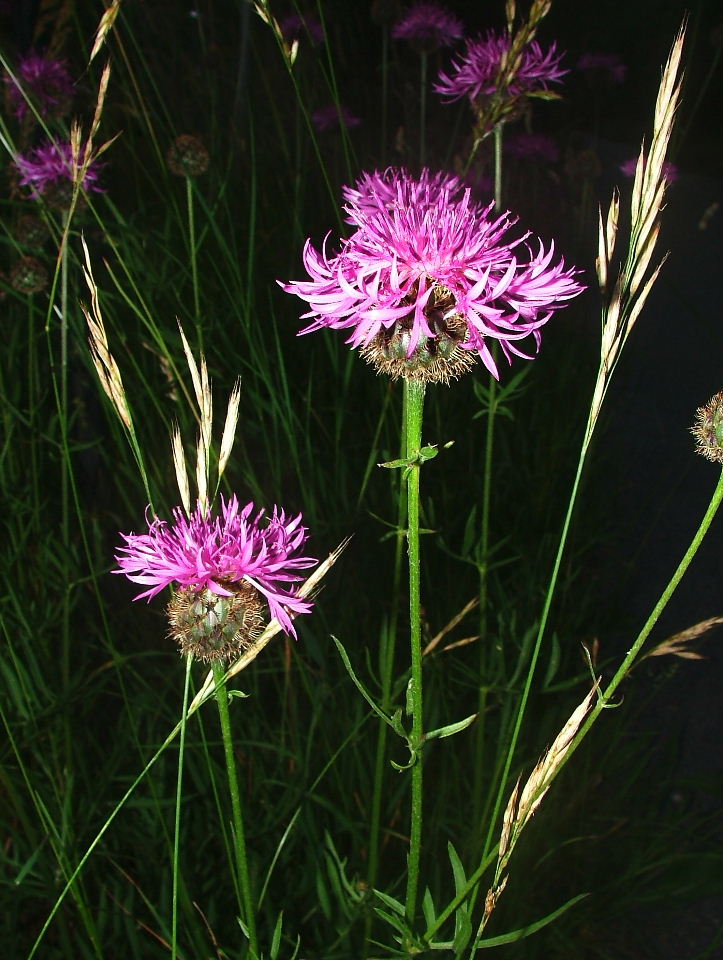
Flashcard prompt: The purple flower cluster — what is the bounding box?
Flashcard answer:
[114,496,317,637]
[4,53,74,119]
[506,131,560,164]
[620,156,679,185]
[311,103,362,132]
[392,2,464,50]
[577,51,627,85]
[280,167,584,380]
[280,12,324,46]
[14,140,104,197]
[435,30,567,103]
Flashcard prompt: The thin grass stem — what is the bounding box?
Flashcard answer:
[171,655,194,960]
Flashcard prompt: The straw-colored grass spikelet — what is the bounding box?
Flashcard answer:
[641,616,723,663]
[89,0,121,64]
[171,423,191,517]
[81,237,132,432]
[218,378,242,481]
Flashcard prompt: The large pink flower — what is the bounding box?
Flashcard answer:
[114,496,316,637]
[434,30,567,104]
[280,167,585,381]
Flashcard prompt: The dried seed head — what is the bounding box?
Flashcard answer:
[10,256,48,294]
[691,391,723,464]
[360,284,475,384]
[167,135,210,177]
[15,214,49,248]
[168,583,266,663]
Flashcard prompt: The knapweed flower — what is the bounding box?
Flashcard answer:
[342,166,463,219]
[166,134,210,176]
[280,12,324,46]
[280,167,585,383]
[14,139,104,206]
[620,156,679,185]
[691,392,723,464]
[4,52,74,120]
[506,131,559,163]
[577,51,627,85]
[311,104,362,133]
[392,2,464,53]
[115,495,317,660]
[435,31,567,106]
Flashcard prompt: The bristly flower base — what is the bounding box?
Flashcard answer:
[168,583,266,663]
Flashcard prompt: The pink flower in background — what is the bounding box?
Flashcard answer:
[506,131,560,163]
[434,31,567,104]
[577,51,627,85]
[311,103,362,132]
[14,140,104,197]
[620,156,679,185]
[280,12,324,46]
[392,2,464,50]
[114,496,316,637]
[280,168,584,381]
[4,52,74,119]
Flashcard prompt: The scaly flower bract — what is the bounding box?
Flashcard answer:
[14,140,104,198]
[434,30,567,104]
[280,167,585,382]
[392,2,464,51]
[114,495,317,638]
[4,52,74,119]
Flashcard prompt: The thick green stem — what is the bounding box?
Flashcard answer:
[403,378,426,925]
[171,655,194,960]
[212,661,258,958]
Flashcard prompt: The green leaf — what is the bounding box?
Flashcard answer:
[269,911,283,960]
[447,842,466,895]
[425,713,477,741]
[473,892,590,947]
[374,888,406,916]
[422,887,436,928]
[332,636,395,731]
[542,633,561,689]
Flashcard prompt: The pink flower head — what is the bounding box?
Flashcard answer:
[280,167,585,381]
[280,12,324,46]
[506,131,560,163]
[311,103,362,132]
[434,30,567,104]
[342,167,464,222]
[14,140,104,198]
[114,495,317,638]
[4,52,75,119]
[392,2,464,51]
[577,51,627,85]
[620,156,679,185]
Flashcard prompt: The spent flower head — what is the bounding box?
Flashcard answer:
[392,2,464,53]
[435,30,567,106]
[280,167,584,383]
[115,495,317,653]
[4,52,75,120]
[166,134,210,176]
[691,392,723,464]
[14,139,104,203]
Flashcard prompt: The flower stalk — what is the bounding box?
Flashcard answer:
[212,660,259,958]
[403,377,426,924]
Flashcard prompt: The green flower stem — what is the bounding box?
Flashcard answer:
[211,660,258,958]
[493,123,503,212]
[403,377,426,924]
[186,176,202,348]
[171,655,194,960]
